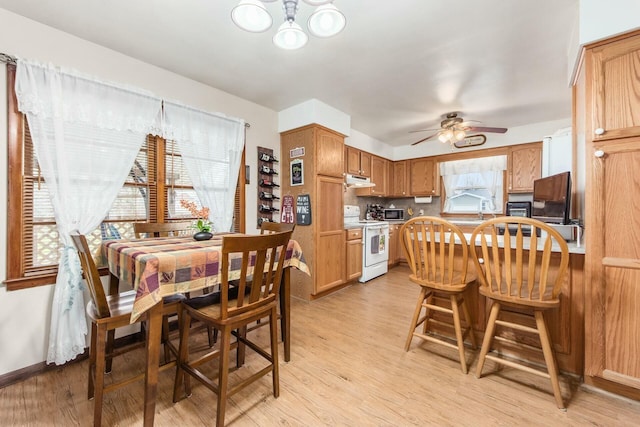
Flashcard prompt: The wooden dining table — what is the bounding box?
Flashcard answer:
[102,233,309,426]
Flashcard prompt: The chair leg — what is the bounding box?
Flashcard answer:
[207,326,217,347]
[93,323,107,427]
[535,310,565,409]
[216,326,232,427]
[461,296,477,349]
[236,326,247,367]
[475,301,501,378]
[450,294,468,374]
[405,287,428,351]
[162,315,171,364]
[270,306,280,398]
[105,329,115,374]
[173,309,192,402]
[88,322,97,400]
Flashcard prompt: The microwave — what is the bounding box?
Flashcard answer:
[383,209,405,221]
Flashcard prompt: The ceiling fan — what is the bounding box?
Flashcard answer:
[410,112,508,146]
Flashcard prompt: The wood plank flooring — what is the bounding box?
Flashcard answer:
[2,265,639,426]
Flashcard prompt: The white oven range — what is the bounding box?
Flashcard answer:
[344,205,390,282]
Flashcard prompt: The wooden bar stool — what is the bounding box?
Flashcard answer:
[399,217,477,374]
[470,217,569,409]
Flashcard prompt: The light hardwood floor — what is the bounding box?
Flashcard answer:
[2,265,639,426]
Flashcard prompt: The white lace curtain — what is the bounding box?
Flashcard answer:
[440,156,507,212]
[162,101,245,233]
[15,59,163,365]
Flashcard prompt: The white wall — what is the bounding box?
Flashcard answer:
[579,0,640,44]
[0,8,280,376]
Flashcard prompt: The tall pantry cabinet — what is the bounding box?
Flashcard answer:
[579,29,640,400]
[280,124,345,300]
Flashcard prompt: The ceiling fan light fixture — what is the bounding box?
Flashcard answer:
[454,129,466,141]
[308,4,346,38]
[231,0,273,33]
[273,20,308,50]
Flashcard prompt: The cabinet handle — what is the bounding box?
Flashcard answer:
[594,150,605,158]
[595,127,605,135]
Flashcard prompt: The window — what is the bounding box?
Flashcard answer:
[5,64,245,290]
[440,155,507,215]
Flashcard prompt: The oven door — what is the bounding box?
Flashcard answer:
[364,224,390,267]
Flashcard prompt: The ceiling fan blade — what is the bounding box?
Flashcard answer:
[411,132,439,145]
[466,126,508,134]
[409,128,440,134]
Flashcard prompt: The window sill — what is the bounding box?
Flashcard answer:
[4,267,110,291]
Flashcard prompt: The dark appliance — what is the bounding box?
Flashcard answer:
[506,201,531,218]
[383,208,404,221]
[532,171,571,224]
[502,201,533,236]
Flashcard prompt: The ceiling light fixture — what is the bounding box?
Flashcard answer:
[231,0,346,50]
[438,128,467,145]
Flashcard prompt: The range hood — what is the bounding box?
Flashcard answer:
[345,173,375,188]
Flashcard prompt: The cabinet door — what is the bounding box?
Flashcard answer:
[585,139,640,391]
[345,146,371,177]
[370,156,388,196]
[316,127,344,178]
[346,146,361,175]
[509,144,542,193]
[589,33,640,141]
[345,232,363,281]
[360,151,372,177]
[409,157,439,196]
[392,160,409,197]
[315,176,345,293]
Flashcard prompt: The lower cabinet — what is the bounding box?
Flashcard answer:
[345,228,363,281]
[388,224,404,266]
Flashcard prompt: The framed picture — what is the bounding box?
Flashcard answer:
[290,159,304,186]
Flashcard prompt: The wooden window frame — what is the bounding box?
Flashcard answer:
[4,65,246,290]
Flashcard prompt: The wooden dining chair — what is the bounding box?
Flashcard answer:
[469,217,569,409]
[399,217,478,373]
[172,229,293,427]
[70,231,184,427]
[260,221,296,235]
[133,220,193,238]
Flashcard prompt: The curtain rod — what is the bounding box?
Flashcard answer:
[0,53,17,64]
[1,52,251,128]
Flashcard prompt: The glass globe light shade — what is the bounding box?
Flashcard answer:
[454,130,466,141]
[308,4,346,37]
[231,0,273,33]
[303,0,333,5]
[273,21,309,50]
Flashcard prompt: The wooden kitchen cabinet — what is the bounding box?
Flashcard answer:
[409,157,439,196]
[355,155,388,196]
[391,160,410,197]
[588,31,640,142]
[317,127,346,178]
[281,124,346,300]
[345,228,363,281]
[388,223,405,266]
[579,29,640,400]
[509,143,542,193]
[346,146,371,177]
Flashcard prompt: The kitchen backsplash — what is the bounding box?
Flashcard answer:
[344,187,440,220]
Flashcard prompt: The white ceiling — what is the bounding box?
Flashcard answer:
[0,0,579,146]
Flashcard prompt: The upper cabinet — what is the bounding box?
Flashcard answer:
[316,127,345,178]
[346,146,371,177]
[409,157,439,196]
[589,32,640,141]
[391,160,410,197]
[508,143,542,193]
[355,155,388,196]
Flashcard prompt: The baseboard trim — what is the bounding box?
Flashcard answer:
[0,331,145,389]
